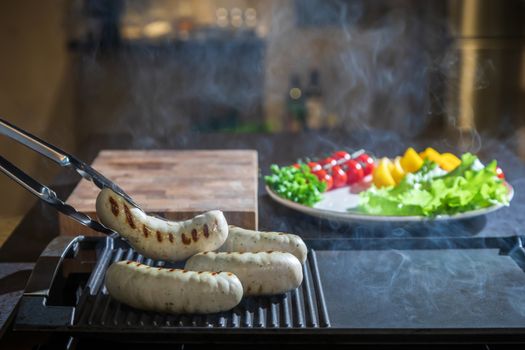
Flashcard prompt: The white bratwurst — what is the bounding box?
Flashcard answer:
[96,188,228,261]
[185,251,303,296]
[221,226,307,264]
[105,260,243,314]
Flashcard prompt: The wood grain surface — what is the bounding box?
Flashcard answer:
[59,150,258,236]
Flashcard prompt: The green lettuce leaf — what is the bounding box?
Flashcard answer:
[357,153,510,217]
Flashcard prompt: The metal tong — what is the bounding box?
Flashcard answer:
[0,117,139,236]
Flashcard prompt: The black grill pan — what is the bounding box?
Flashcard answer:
[13,235,525,345]
[14,236,331,343]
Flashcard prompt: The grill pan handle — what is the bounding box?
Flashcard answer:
[14,236,82,330]
[24,236,81,296]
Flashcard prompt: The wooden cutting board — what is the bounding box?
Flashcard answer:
[59,150,258,236]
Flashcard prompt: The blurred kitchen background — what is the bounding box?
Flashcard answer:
[0,0,524,238]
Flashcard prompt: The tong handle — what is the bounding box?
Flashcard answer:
[0,117,132,235]
[0,117,139,207]
[0,154,116,236]
[0,154,55,202]
[0,117,71,167]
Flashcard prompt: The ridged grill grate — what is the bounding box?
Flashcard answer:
[73,247,330,329]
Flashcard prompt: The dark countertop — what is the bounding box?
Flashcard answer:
[1,130,524,346]
[0,263,33,339]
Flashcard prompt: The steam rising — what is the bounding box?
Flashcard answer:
[80,0,473,142]
[74,0,525,325]
[264,0,455,136]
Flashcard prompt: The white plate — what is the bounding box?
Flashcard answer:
[266,182,514,223]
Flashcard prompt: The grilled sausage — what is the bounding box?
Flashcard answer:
[96,188,229,261]
[220,226,307,264]
[185,251,303,296]
[105,260,243,314]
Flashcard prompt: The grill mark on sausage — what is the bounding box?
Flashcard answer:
[191,229,198,242]
[169,268,175,272]
[182,270,188,273]
[181,233,191,245]
[168,233,174,243]
[156,230,163,242]
[109,197,119,217]
[211,272,217,276]
[203,224,209,238]
[123,204,136,229]
[227,273,233,276]
[266,251,273,254]
[126,261,132,264]
[142,225,150,238]
[198,271,203,274]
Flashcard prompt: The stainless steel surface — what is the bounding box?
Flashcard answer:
[23,236,80,297]
[0,118,69,166]
[447,0,525,136]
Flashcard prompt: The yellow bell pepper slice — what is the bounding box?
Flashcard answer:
[400,147,423,173]
[420,147,451,170]
[440,153,461,171]
[391,156,406,184]
[372,158,396,188]
[420,147,442,164]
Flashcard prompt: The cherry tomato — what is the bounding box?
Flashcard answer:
[320,157,337,168]
[313,169,333,191]
[292,163,300,169]
[363,161,375,176]
[308,161,322,172]
[356,153,375,176]
[332,151,351,162]
[324,173,334,190]
[496,166,505,179]
[331,165,348,188]
[345,159,364,184]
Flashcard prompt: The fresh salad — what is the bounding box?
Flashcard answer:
[265,147,511,217]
